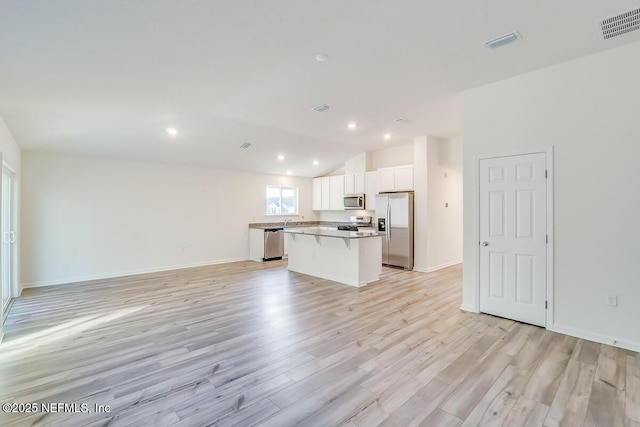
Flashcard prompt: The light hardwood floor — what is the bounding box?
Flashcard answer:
[0,261,637,426]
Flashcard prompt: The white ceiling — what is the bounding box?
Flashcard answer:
[1,1,639,177]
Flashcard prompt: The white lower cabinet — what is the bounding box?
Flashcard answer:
[249,228,265,262]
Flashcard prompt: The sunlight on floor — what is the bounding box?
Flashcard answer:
[0,305,147,361]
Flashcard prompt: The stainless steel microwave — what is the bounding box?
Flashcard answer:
[343,194,365,210]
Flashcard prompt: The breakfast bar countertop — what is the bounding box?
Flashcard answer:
[282,226,379,239]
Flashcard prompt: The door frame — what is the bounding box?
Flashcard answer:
[474,147,554,328]
[1,161,17,321]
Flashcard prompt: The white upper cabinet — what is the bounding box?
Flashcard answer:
[313,166,411,211]
[313,175,346,211]
[329,175,345,210]
[355,172,365,194]
[394,165,414,191]
[377,167,396,192]
[365,171,377,210]
[321,176,331,210]
[344,172,365,195]
[312,178,322,211]
[377,165,414,192]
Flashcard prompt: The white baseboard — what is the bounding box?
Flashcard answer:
[548,323,640,353]
[21,257,249,289]
[413,259,462,274]
[459,303,479,313]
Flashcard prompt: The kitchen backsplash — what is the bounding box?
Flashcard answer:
[318,209,374,223]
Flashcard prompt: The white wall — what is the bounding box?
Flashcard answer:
[0,117,21,171]
[0,116,21,341]
[426,137,463,271]
[369,144,413,170]
[413,136,463,272]
[344,152,367,174]
[462,40,640,350]
[413,137,428,271]
[21,151,317,287]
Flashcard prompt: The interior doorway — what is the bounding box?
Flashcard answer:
[1,164,16,320]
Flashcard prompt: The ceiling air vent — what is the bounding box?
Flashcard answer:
[599,7,640,39]
[240,142,251,149]
[311,104,331,112]
[484,31,521,49]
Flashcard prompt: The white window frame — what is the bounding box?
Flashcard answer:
[266,186,299,216]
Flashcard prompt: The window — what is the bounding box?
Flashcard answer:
[266,186,298,215]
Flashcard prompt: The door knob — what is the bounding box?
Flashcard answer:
[481,241,489,247]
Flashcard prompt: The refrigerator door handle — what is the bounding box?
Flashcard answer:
[387,204,391,241]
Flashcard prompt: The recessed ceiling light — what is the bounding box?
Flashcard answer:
[165,127,178,136]
[286,170,292,175]
[384,133,391,140]
[277,154,285,161]
[348,122,357,129]
[315,53,329,62]
[313,160,319,166]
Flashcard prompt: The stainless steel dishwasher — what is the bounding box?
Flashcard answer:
[263,227,284,261]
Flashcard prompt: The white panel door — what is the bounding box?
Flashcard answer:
[479,153,547,326]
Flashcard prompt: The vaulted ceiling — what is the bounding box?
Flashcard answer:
[1,1,639,176]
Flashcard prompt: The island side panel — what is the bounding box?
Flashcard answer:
[358,235,382,285]
[287,233,382,286]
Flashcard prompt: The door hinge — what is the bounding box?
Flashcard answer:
[545,301,548,309]
[546,235,548,244]
[545,170,548,179]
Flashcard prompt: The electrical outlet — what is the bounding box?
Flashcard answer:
[607,294,618,307]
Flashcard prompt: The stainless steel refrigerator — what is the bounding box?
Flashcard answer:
[375,192,414,270]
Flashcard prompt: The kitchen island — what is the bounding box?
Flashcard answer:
[283,227,382,287]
